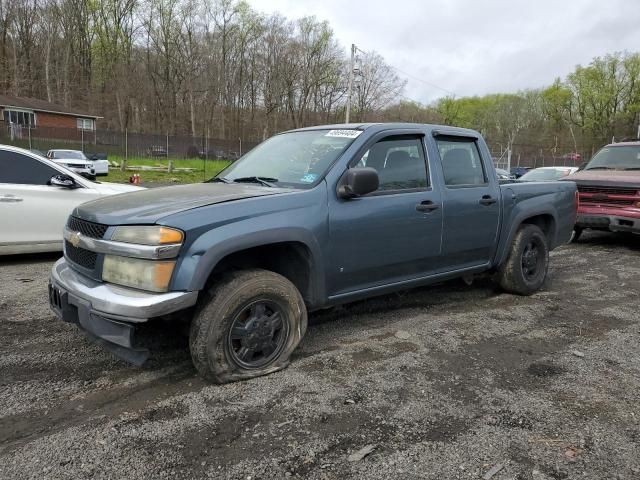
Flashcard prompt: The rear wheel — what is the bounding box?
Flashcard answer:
[498,224,549,295]
[189,269,307,383]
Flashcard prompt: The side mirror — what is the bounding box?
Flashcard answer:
[338,167,379,199]
[49,174,77,189]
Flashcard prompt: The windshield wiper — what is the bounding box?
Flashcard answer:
[232,176,278,187]
[585,166,615,170]
[206,176,232,183]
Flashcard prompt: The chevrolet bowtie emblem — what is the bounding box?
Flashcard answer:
[69,231,82,248]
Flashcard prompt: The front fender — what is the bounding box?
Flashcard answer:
[180,225,325,295]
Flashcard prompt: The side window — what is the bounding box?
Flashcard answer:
[436,137,487,187]
[355,136,429,192]
[0,150,59,185]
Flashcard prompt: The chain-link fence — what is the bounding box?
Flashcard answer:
[2,121,594,174]
[491,145,589,173]
[0,121,259,162]
[491,149,511,172]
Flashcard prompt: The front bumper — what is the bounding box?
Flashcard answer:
[576,213,640,233]
[69,167,95,177]
[49,258,198,364]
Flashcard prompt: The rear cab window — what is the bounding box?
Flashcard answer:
[435,137,487,187]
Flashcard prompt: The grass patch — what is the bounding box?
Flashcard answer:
[104,156,231,185]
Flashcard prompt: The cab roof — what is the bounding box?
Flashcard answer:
[605,141,640,147]
[285,122,481,138]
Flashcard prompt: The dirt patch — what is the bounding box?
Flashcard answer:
[527,362,566,377]
[1,231,640,480]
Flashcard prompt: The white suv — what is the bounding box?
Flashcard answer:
[46,149,96,179]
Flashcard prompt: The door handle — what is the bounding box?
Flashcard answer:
[416,200,440,213]
[0,195,23,203]
[479,195,497,206]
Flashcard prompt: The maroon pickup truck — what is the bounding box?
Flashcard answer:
[566,141,640,240]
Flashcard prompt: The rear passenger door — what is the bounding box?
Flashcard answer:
[328,134,443,296]
[434,135,500,269]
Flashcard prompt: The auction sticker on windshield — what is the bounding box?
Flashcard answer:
[325,130,362,138]
[300,173,318,183]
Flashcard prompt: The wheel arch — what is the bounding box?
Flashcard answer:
[495,209,558,267]
[183,228,325,308]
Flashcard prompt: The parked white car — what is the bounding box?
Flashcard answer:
[46,149,97,179]
[519,166,579,182]
[0,144,143,255]
[495,168,515,180]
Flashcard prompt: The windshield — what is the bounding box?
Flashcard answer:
[216,129,361,188]
[520,168,572,181]
[52,150,87,160]
[585,146,640,170]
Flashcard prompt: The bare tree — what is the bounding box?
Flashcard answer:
[353,50,406,121]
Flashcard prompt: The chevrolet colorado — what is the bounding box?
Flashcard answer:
[49,123,577,383]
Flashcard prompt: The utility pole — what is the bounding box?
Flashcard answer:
[167,132,173,173]
[121,128,127,172]
[345,43,356,124]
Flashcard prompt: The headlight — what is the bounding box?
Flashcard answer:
[102,255,176,292]
[111,226,183,245]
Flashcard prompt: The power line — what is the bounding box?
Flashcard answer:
[345,43,455,119]
[351,43,456,99]
[388,64,456,97]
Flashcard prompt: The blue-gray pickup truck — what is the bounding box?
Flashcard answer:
[49,123,577,383]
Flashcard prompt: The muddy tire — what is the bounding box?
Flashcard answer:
[189,269,307,383]
[497,224,549,296]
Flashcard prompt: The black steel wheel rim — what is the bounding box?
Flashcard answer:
[521,238,543,281]
[226,299,289,369]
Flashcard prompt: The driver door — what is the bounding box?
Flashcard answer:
[328,133,443,296]
[0,149,95,248]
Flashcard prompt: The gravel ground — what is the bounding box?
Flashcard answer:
[1,231,639,480]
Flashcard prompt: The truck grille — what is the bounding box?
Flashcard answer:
[65,241,97,270]
[577,185,639,196]
[65,217,107,274]
[577,185,640,208]
[581,197,634,206]
[67,216,108,239]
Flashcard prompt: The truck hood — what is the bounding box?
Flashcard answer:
[73,182,292,225]
[565,169,640,189]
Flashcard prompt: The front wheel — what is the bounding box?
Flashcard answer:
[189,269,307,383]
[497,224,549,296]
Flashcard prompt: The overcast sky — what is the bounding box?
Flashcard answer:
[246,0,640,104]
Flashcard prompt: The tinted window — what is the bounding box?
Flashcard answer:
[0,150,59,185]
[355,136,428,191]
[436,138,487,186]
